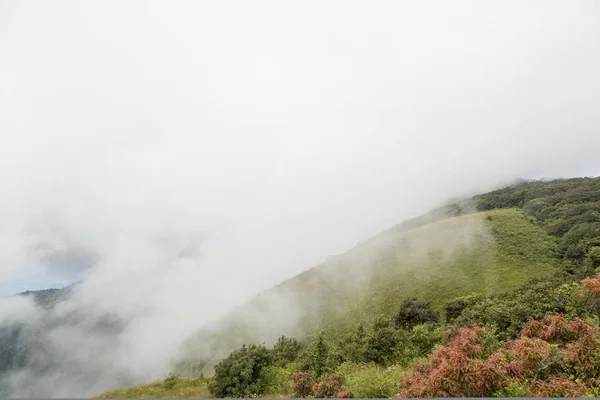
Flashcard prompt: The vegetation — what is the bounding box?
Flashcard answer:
[209,344,273,398]
[95,376,213,399]
[85,176,600,397]
[394,298,440,330]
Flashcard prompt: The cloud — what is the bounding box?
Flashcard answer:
[0,0,599,396]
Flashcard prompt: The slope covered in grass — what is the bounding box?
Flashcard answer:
[175,206,559,377]
[95,376,213,399]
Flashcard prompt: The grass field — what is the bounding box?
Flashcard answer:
[95,376,213,399]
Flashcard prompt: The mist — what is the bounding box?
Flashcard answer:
[1,0,600,396]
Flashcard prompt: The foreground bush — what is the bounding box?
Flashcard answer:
[209,344,272,398]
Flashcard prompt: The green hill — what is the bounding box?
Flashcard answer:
[173,205,559,379]
[89,176,600,397]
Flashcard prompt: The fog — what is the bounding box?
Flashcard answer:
[1,0,600,396]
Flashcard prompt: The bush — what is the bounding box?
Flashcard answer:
[312,373,352,398]
[291,372,313,398]
[162,373,179,389]
[209,344,273,398]
[443,294,481,323]
[291,372,352,398]
[395,298,440,330]
[453,274,574,340]
[271,335,303,367]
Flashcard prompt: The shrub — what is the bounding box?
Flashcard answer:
[395,298,440,330]
[209,344,273,398]
[396,325,507,397]
[312,373,352,398]
[272,335,303,366]
[291,372,352,398]
[162,373,179,389]
[527,377,588,397]
[443,294,481,323]
[396,314,600,398]
[453,274,574,340]
[291,372,313,398]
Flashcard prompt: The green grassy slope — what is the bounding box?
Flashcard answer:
[95,376,213,399]
[174,206,559,378]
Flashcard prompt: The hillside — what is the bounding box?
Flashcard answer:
[97,176,600,398]
[173,206,559,378]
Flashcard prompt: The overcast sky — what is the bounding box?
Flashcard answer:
[0,0,598,313]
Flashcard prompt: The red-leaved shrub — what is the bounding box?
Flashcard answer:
[396,325,507,397]
[396,314,600,398]
[581,273,600,296]
[291,372,352,398]
[291,372,313,398]
[528,377,588,397]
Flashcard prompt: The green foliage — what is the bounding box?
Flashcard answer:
[493,380,530,397]
[453,274,576,340]
[298,333,342,377]
[338,324,368,363]
[271,335,303,367]
[209,344,272,398]
[260,365,292,396]
[394,298,440,330]
[162,373,179,389]
[443,294,482,323]
[337,362,401,399]
[363,315,401,365]
[391,323,444,366]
